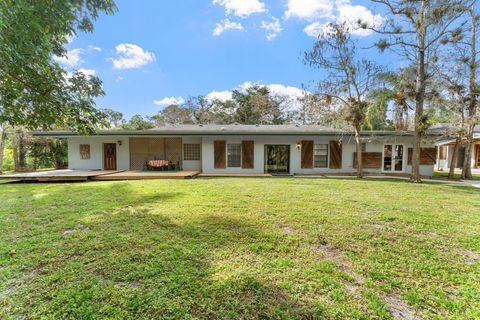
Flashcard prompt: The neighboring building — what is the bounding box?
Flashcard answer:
[436,131,480,171]
[33,125,439,176]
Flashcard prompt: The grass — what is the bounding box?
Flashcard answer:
[0,178,479,319]
[434,170,480,181]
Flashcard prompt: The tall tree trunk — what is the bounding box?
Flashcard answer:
[462,1,477,180]
[449,138,460,179]
[354,124,363,178]
[0,126,6,174]
[412,0,428,183]
[12,128,27,172]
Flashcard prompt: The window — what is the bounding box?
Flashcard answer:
[80,144,90,160]
[314,144,328,168]
[361,143,367,152]
[383,145,392,171]
[183,144,201,161]
[227,144,241,167]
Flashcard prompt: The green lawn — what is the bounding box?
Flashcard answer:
[0,178,479,319]
[434,170,480,181]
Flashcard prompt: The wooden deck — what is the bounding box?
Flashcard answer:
[91,170,200,180]
[0,169,199,182]
[0,170,120,182]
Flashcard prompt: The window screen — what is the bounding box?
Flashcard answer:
[183,144,201,161]
[314,144,328,168]
[227,144,241,167]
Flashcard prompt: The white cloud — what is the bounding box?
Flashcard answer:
[206,90,233,102]
[213,19,244,36]
[261,17,283,41]
[285,0,334,21]
[53,45,102,68]
[266,83,306,100]
[87,45,102,52]
[303,22,329,38]
[65,34,75,44]
[153,96,185,106]
[111,43,155,70]
[206,82,307,110]
[300,0,384,38]
[53,48,84,67]
[77,68,96,77]
[337,2,384,36]
[213,0,266,17]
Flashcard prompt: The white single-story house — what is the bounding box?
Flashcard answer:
[436,131,480,171]
[33,125,439,176]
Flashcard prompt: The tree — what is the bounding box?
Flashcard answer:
[376,70,418,131]
[102,108,125,128]
[121,115,154,130]
[0,123,6,173]
[28,137,68,170]
[363,0,468,181]
[462,1,479,179]
[12,128,29,172]
[231,86,288,125]
[297,94,342,126]
[305,23,381,178]
[150,105,194,126]
[0,0,117,134]
[436,67,469,179]
[363,90,394,130]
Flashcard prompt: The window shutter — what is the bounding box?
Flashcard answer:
[214,141,226,169]
[301,140,314,169]
[420,148,437,165]
[408,147,436,165]
[329,140,342,169]
[242,141,254,169]
[439,146,447,160]
[353,152,382,168]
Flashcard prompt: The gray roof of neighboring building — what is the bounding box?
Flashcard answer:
[31,124,434,137]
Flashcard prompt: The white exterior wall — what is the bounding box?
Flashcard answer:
[67,134,436,176]
[68,136,130,170]
[182,137,202,171]
[201,135,436,176]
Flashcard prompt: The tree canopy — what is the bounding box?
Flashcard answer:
[0,0,117,134]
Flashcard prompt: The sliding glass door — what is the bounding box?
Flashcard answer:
[264,145,290,174]
[383,144,404,172]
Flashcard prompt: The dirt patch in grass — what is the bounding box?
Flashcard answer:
[462,249,479,264]
[62,224,86,236]
[310,243,423,320]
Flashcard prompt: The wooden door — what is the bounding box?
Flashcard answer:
[103,143,117,170]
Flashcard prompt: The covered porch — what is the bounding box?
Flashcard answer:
[128,137,183,171]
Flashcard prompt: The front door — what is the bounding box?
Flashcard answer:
[383,144,404,172]
[103,143,117,170]
[264,145,290,174]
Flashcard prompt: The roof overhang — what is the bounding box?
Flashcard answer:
[31,130,423,138]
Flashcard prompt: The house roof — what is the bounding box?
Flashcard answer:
[31,124,435,137]
[431,124,480,145]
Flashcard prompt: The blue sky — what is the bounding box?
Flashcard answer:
[59,0,393,119]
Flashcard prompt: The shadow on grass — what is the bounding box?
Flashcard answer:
[0,182,330,319]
